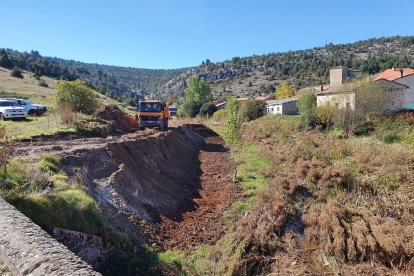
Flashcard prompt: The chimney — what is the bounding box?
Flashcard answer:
[319,85,324,92]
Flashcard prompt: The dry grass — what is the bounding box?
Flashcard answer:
[235,115,414,275]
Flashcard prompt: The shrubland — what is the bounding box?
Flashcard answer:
[168,112,414,275]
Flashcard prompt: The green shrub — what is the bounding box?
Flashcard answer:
[315,104,337,129]
[198,102,217,118]
[5,158,50,192]
[382,133,400,144]
[239,100,266,122]
[330,128,344,139]
[10,67,23,79]
[297,91,317,127]
[54,79,98,114]
[223,98,242,144]
[38,78,48,87]
[39,156,61,173]
[159,250,185,265]
[212,109,226,121]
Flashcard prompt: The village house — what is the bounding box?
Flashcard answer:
[266,98,298,115]
[374,68,414,109]
[316,79,407,111]
[316,67,410,112]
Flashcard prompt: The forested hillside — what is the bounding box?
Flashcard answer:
[0,49,187,105]
[158,36,414,100]
[2,36,414,104]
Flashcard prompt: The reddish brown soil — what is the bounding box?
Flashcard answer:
[141,127,243,251]
[95,104,139,129]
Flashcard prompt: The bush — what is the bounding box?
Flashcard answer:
[38,79,48,87]
[297,91,317,127]
[315,104,338,129]
[223,98,242,144]
[212,109,226,121]
[10,67,23,79]
[39,156,61,173]
[239,100,266,122]
[54,79,98,114]
[382,132,400,144]
[56,104,79,125]
[198,102,217,118]
[330,128,344,139]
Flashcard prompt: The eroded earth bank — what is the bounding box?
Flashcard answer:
[13,122,242,272]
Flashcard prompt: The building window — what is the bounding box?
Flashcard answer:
[277,106,280,111]
[346,102,350,108]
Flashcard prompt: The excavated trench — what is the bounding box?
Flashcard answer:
[60,124,242,249]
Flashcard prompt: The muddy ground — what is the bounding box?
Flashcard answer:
[13,118,242,253]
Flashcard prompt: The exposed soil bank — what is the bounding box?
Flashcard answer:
[60,123,241,251]
[141,125,243,251]
[10,122,242,271]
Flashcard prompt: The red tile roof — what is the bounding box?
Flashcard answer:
[374,68,414,81]
[255,95,275,101]
[236,97,251,103]
[290,94,305,100]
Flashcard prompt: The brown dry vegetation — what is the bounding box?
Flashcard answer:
[229,115,414,275]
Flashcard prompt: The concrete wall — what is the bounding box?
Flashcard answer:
[330,68,348,85]
[394,74,414,109]
[266,101,297,115]
[0,197,100,276]
[373,79,406,111]
[317,93,355,110]
[267,104,283,115]
[330,67,361,85]
[282,100,298,115]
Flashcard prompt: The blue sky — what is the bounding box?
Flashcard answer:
[1,0,413,69]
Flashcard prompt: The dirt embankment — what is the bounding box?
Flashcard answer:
[95,105,139,129]
[57,124,241,249]
[140,125,243,250]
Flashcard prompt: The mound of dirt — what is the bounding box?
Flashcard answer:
[95,105,139,129]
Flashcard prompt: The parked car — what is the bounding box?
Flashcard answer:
[2,98,47,115]
[0,100,28,120]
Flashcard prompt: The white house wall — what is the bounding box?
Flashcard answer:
[267,104,283,115]
[394,74,414,109]
[317,93,355,110]
[266,101,297,115]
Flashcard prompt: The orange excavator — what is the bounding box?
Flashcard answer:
[137,100,169,130]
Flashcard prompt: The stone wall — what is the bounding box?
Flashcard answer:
[0,197,100,276]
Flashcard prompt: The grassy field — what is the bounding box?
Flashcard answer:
[0,67,134,139]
